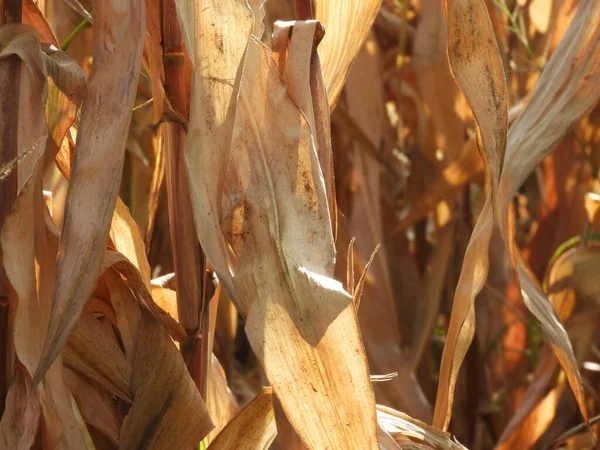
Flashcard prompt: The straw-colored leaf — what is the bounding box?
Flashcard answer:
[377,405,467,449]
[208,388,276,450]
[313,0,382,108]
[225,31,379,449]
[177,3,379,447]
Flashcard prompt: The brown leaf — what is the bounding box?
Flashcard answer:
[64,366,121,446]
[34,0,145,386]
[0,24,90,449]
[206,354,239,444]
[119,307,213,449]
[496,0,600,424]
[208,388,276,450]
[64,308,132,402]
[432,0,508,431]
[0,367,41,449]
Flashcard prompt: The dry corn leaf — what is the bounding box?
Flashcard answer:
[206,354,239,444]
[272,19,337,238]
[0,24,90,449]
[103,268,141,361]
[174,0,254,291]
[64,366,121,446]
[63,308,132,402]
[413,0,466,165]
[22,0,59,45]
[34,0,145,386]
[100,250,187,342]
[208,387,276,450]
[177,3,379,448]
[495,0,600,424]
[377,405,467,449]
[225,33,379,449]
[0,367,41,450]
[313,0,382,109]
[433,0,508,430]
[119,307,213,449]
[341,33,431,420]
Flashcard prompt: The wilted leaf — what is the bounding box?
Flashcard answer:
[208,388,275,450]
[0,367,41,449]
[0,24,90,449]
[433,0,508,430]
[178,3,379,448]
[496,0,600,424]
[64,366,121,446]
[313,0,382,108]
[119,308,213,449]
[63,308,132,402]
[34,0,146,386]
[377,404,467,449]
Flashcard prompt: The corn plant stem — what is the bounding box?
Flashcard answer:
[161,0,209,401]
[60,10,91,52]
[0,0,21,418]
[295,0,313,20]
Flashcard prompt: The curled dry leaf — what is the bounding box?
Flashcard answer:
[496,0,600,425]
[313,0,382,109]
[433,0,508,430]
[100,250,187,342]
[0,24,90,449]
[377,405,467,449]
[437,0,600,432]
[119,308,213,449]
[34,0,145,386]
[226,29,379,450]
[63,308,132,402]
[177,2,379,448]
[64,366,121,446]
[208,387,276,450]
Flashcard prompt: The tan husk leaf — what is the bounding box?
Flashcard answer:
[33,0,146,386]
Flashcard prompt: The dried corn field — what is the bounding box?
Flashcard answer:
[0,0,599,448]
